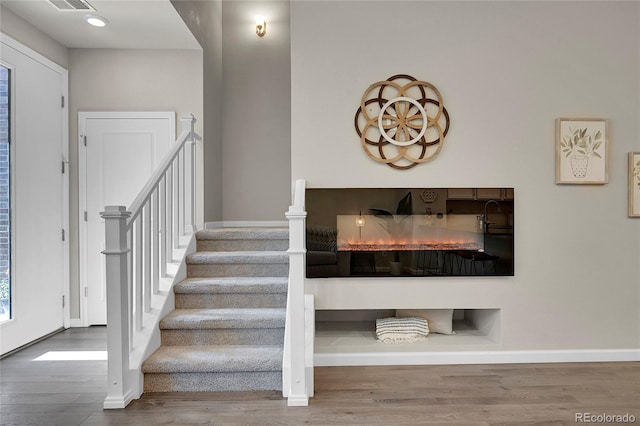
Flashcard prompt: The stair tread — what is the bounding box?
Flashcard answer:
[197,227,288,241]
[160,308,286,329]
[143,345,283,373]
[187,251,289,264]
[175,277,287,294]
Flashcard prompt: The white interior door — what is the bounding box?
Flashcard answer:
[79,112,175,325]
[0,35,68,355]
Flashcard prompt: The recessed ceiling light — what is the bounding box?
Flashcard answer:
[84,14,108,27]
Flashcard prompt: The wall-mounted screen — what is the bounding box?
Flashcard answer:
[305,188,514,278]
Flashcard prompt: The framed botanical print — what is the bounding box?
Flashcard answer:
[629,152,640,217]
[556,118,608,184]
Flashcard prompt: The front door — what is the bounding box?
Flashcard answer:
[79,112,175,325]
[0,35,68,355]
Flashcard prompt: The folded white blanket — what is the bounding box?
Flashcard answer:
[375,316,429,343]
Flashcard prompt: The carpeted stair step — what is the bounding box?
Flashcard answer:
[142,345,283,392]
[186,251,289,278]
[174,277,287,309]
[160,308,285,346]
[142,226,290,394]
[196,227,288,252]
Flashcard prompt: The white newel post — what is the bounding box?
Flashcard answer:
[285,187,309,406]
[101,206,134,409]
[181,113,197,234]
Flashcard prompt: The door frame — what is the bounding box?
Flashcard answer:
[78,111,176,326]
[0,33,70,330]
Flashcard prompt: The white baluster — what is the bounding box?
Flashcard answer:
[178,148,185,235]
[173,157,180,248]
[166,165,173,262]
[127,228,133,349]
[188,136,196,233]
[135,216,142,331]
[143,200,151,312]
[159,176,167,277]
[152,188,159,294]
[181,114,197,234]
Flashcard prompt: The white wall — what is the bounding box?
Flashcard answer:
[292,1,640,351]
[68,48,203,319]
[221,1,291,222]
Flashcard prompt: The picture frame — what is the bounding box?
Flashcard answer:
[629,152,640,217]
[556,118,608,184]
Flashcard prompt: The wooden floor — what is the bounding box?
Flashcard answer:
[1,327,638,425]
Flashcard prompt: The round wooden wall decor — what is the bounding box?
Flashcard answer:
[354,74,450,170]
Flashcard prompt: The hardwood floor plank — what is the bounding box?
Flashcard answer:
[0,402,104,413]
[0,412,93,426]
[1,327,638,425]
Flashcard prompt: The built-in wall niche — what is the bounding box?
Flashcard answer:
[305,188,514,278]
[314,309,501,362]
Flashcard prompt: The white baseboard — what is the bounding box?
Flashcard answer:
[205,220,288,228]
[103,391,134,410]
[314,349,640,367]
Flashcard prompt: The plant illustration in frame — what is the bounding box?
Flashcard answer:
[556,118,608,184]
[629,152,640,217]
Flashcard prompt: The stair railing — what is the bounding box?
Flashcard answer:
[101,114,200,409]
[283,178,314,406]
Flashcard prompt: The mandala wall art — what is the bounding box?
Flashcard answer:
[354,74,451,170]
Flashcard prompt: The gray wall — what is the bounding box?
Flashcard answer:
[173,0,291,223]
[0,6,69,68]
[221,1,291,222]
[171,0,224,223]
[292,1,640,351]
[68,48,203,319]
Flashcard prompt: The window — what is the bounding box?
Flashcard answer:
[0,65,11,321]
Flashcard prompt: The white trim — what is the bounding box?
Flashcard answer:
[103,392,134,410]
[61,65,69,330]
[0,33,70,330]
[314,349,640,367]
[77,111,178,132]
[78,111,176,327]
[0,33,67,75]
[0,59,15,329]
[205,220,288,228]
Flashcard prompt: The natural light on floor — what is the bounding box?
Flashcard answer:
[33,351,108,361]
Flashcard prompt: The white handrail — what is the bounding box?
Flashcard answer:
[101,114,200,409]
[283,179,312,406]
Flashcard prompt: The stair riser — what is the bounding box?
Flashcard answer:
[197,239,288,252]
[187,263,289,278]
[161,328,284,346]
[175,293,287,309]
[144,371,282,392]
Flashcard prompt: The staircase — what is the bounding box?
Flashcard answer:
[142,227,289,392]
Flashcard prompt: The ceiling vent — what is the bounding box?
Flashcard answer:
[48,0,95,12]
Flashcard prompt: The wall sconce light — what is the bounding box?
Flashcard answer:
[255,15,267,37]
